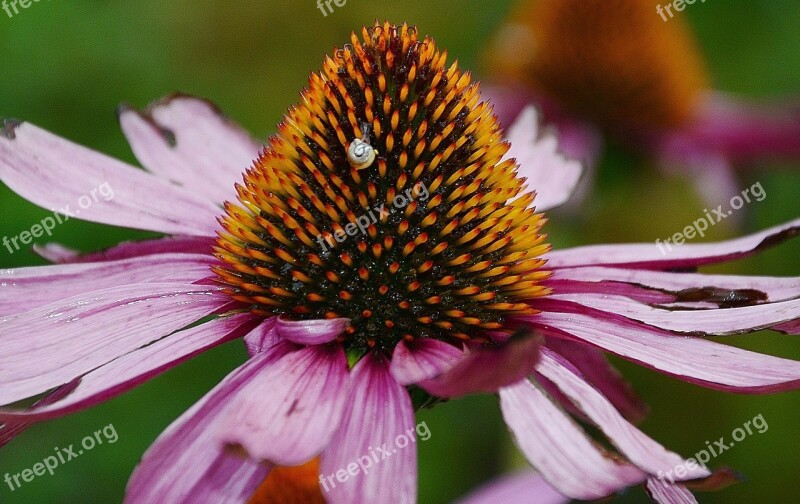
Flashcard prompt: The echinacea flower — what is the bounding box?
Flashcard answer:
[0,21,799,504]
[483,0,800,207]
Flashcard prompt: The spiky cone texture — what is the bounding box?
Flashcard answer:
[215,23,551,356]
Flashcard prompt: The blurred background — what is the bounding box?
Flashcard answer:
[0,0,798,502]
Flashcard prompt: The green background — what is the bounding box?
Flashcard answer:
[0,1,798,502]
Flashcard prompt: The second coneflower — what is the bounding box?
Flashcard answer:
[483,0,800,207]
[1,21,799,504]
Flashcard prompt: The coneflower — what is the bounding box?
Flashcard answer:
[0,22,798,504]
[483,0,800,207]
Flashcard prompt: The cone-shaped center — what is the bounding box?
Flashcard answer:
[215,22,550,355]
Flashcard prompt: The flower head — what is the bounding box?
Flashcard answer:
[0,21,799,504]
[483,0,800,207]
[215,23,548,356]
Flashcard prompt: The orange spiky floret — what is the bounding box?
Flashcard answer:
[215,22,551,353]
[484,0,710,129]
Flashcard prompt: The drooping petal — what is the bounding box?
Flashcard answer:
[118,95,262,203]
[543,337,648,423]
[320,353,416,504]
[0,283,230,405]
[0,313,258,423]
[544,293,800,335]
[455,471,568,504]
[124,333,286,503]
[0,121,220,236]
[503,106,583,211]
[389,338,464,386]
[275,317,350,345]
[529,312,800,393]
[545,218,800,269]
[216,343,350,466]
[536,348,708,480]
[417,334,541,398]
[550,266,800,305]
[0,253,214,316]
[646,478,698,504]
[33,236,215,264]
[499,379,645,499]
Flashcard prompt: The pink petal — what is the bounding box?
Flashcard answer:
[530,312,800,393]
[499,379,645,499]
[389,338,464,386]
[0,253,213,316]
[0,121,219,236]
[543,338,648,423]
[544,293,800,335]
[537,349,709,480]
[34,236,214,264]
[646,478,698,504]
[545,218,800,269]
[125,334,283,503]
[1,383,78,448]
[320,353,416,504]
[503,106,583,212]
[243,317,279,356]
[118,95,261,203]
[456,471,568,504]
[275,317,350,345]
[551,266,800,305]
[0,282,230,405]
[216,343,350,466]
[0,313,258,423]
[664,91,800,162]
[417,334,541,398]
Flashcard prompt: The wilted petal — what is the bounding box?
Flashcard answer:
[0,253,213,316]
[537,349,708,480]
[275,317,350,345]
[389,338,464,386]
[499,379,645,499]
[456,471,568,504]
[545,293,800,335]
[0,121,220,236]
[646,478,698,504]
[551,266,800,305]
[119,95,261,203]
[0,283,230,405]
[217,344,350,466]
[321,353,416,504]
[531,312,800,393]
[0,313,258,423]
[418,334,541,398]
[503,106,583,211]
[545,218,800,269]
